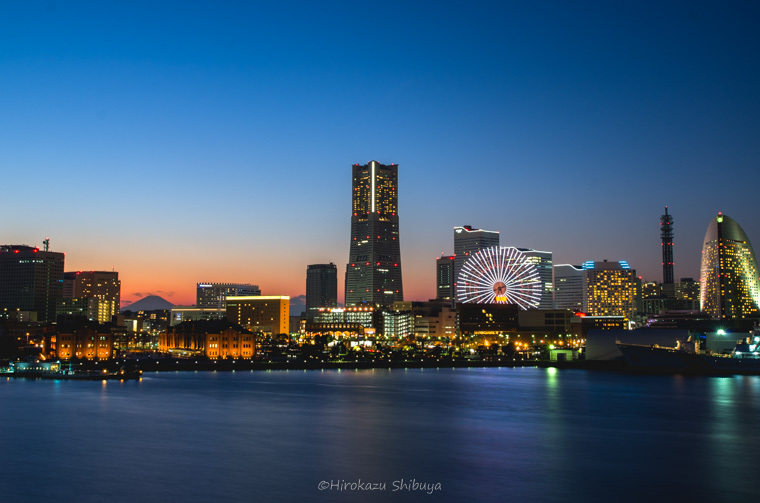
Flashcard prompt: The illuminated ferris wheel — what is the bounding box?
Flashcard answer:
[456,247,542,309]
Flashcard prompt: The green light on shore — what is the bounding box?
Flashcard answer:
[717,216,723,223]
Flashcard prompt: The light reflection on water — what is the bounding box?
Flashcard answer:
[1,368,758,503]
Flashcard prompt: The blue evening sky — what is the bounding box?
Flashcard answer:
[2,1,759,305]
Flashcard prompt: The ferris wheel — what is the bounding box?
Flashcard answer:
[456,246,542,309]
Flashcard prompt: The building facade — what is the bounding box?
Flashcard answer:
[435,255,456,302]
[0,244,64,322]
[453,225,499,290]
[225,296,289,335]
[518,249,553,310]
[700,213,760,319]
[306,263,338,317]
[62,271,121,323]
[345,161,403,306]
[196,283,261,309]
[582,260,636,319]
[553,264,584,311]
[160,319,255,359]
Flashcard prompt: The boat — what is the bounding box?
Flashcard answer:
[9,361,142,380]
[617,335,760,375]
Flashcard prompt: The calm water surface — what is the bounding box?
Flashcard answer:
[2,368,759,503]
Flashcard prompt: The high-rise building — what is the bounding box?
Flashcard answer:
[582,260,636,319]
[345,161,403,306]
[518,249,553,310]
[553,264,584,311]
[435,255,456,302]
[306,263,338,317]
[62,271,121,323]
[225,296,289,335]
[700,213,760,319]
[196,283,261,309]
[660,206,674,285]
[675,278,700,310]
[453,225,499,289]
[0,244,64,322]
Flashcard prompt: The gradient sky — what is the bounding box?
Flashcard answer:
[2,1,760,310]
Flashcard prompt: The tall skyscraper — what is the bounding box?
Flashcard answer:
[436,255,456,303]
[306,263,338,317]
[660,206,674,285]
[553,264,584,310]
[582,260,636,319]
[0,244,64,322]
[453,225,499,289]
[62,270,121,323]
[196,283,261,309]
[700,213,760,319]
[345,161,403,306]
[518,249,553,309]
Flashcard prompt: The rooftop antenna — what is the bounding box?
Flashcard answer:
[43,237,50,252]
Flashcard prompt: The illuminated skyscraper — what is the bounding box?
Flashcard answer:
[453,225,499,292]
[0,244,64,322]
[582,260,636,319]
[700,213,760,319]
[62,271,121,323]
[345,161,403,306]
[518,249,553,309]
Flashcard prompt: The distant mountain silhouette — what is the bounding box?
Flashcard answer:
[120,295,174,312]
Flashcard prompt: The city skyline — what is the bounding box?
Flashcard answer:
[2,1,760,307]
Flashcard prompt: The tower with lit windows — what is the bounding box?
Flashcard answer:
[345,161,403,306]
[700,213,760,319]
[582,260,636,319]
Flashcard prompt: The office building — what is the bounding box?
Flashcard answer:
[453,225,499,288]
[306,263,338,318]
[700,213,760,319]
[225,296,289,335]
[436,255,456,302]
[0,244,64,322]
[345,161,403,306]
[553,264,584,311]
[582,260,636,319]
[196,283,261,309]
[62,270,121,323]
[518,249,553,309]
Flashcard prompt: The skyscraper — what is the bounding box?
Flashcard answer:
[518,249,553,310]
[0,244,64,322]
[582,260,636,319]
[700,213,760,319]
[660,206,674,285]
[62,270,121,323]
[453,225,499,290]
[306,263,338,317]
[345,161,403,306]
[436,255,456,303]
[553,264,584,310]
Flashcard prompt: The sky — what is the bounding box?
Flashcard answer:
[2,1,760,311]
